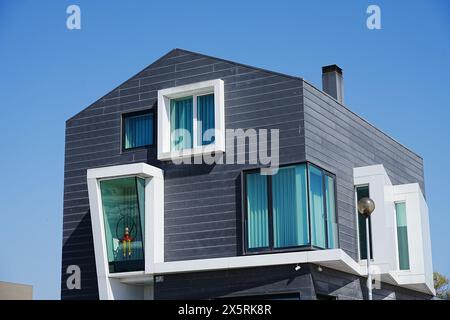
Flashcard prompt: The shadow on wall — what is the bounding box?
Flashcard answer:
[61,211,99,300]
[154,264,317,300]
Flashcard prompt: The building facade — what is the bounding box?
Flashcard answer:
[0,281,33,300]
[61,49,434,300]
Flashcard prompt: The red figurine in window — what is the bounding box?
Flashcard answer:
[122,227,133,257]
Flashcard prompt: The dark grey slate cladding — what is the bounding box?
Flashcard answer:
[154,264,432,300]
[302,81,424,261]
[62,49,305,299]
[154,264,316,300]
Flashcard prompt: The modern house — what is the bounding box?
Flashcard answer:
[61,49,434,300]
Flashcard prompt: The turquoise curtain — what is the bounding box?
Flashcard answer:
[246,173,269,249]
[325,175,337,248]
[100,177,144,271]
[356,186,373,259]
[395,202,410,270]
[124,113,153,149]
[197,94,215,145]
[309,165,326,248]
[170,97,193,150]
[272,165,308,248]
[246,164,338,251]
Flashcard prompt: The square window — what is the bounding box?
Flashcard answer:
[122,110,154,150]
[157,79,225,160]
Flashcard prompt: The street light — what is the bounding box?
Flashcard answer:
[357,197,375,300]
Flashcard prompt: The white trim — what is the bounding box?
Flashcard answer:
[99,246,435,296]
[353,164,435,295]
[106,249,363,285]
[87,163,164,300]
[157,79,225,160]
[152,249,362,275]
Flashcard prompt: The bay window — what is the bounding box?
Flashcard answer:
[244,162,338,253]
[100,176,145,273]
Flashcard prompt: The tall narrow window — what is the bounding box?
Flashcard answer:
[244,163,337,253]
[272,165,309,248]
[395,202,410,270]
[309,165,326,248]
[123,111,154,150]
[197,94,215,146]
[246,172,269,249]
[325,175,337,249]
[170,97,193,150]
[356,185,373,260]
[100,177,145,273]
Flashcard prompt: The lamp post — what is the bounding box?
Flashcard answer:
[357,197,375,300]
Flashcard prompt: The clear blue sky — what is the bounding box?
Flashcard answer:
[0,0,449,299]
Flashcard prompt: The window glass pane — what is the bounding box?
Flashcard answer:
[325,175,337,248]
[246,173,269,249]
[356,186,373,259]
[137,177,145,241]
[170,97,193,150]
[124,113,153,149]
[272,164,309,248]
[100,177,145,273]
[395,202,410,270]
[309,165,326,248]
[197,94,215,146]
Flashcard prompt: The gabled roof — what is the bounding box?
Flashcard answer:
[67,48,302,122]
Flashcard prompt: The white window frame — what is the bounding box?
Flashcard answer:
[157,79,225,160]
[87,163,164,299]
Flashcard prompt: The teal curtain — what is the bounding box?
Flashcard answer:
[309,165,326,248]
[197,94,215,146]
[124,113,153,149]
[325,175,337,249]
[356,186,373,259]
[100,177,144,272]
[246,173,269,249]
[395,202,410,270]
[272,165,308,248]
[170,97,193,150]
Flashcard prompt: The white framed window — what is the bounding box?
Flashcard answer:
[157,79,225,160]
[394,201,410,271]
[87,163,164,279]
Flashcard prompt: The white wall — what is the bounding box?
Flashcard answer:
[354,165,434,294]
